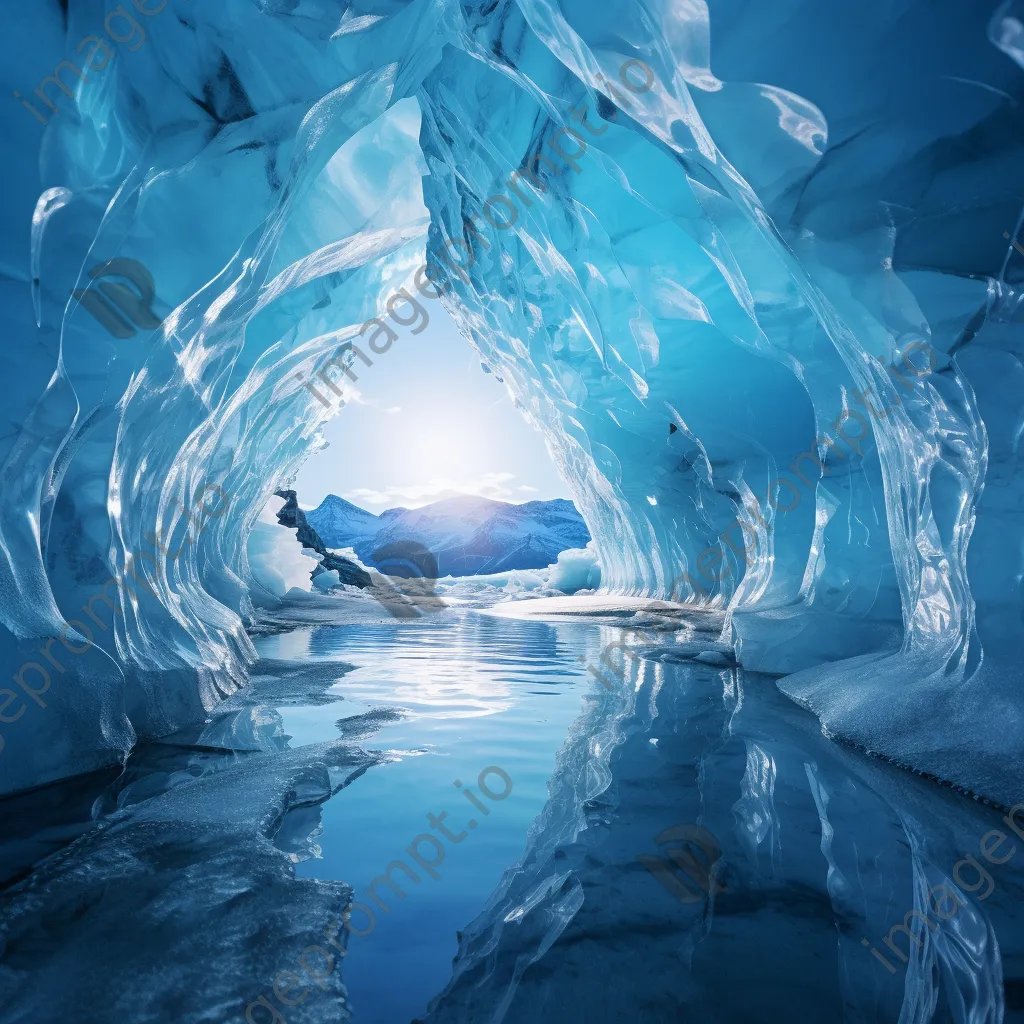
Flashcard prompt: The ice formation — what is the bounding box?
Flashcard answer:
[1,0,1022,808]
[545,543,602,594]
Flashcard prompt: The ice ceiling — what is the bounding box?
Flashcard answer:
[1,0,1022,803]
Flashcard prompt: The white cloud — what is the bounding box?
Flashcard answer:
[341,391,394,411]
[517,485,539,493]
[344,472,517,509]
[318,388,399,414]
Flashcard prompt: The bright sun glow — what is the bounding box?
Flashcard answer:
[294,304,568,510]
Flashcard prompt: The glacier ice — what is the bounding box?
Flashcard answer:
[545,542,602,594]
[0,0,1022,815]
[0,653,396,1022]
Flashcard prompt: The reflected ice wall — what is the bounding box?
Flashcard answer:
[0,0,1021,802]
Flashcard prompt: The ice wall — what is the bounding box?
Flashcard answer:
[0,0,1021,801]
[0,0,443,795]
[417,0,1024,803]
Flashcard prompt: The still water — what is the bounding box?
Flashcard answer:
[4,607,1022,1023]
[254,610,598,1024]
[254,607,1024,1024]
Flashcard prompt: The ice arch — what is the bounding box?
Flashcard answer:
[0,0,1021,803]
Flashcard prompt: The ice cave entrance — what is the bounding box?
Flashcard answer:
[4,3,1024,1021]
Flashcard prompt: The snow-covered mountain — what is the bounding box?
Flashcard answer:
[301,494,380,547]
[306,494,591,577]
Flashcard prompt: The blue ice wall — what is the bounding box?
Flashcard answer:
[0,0,1021,802]
[0,0,442,794]
[419,0,1024,803]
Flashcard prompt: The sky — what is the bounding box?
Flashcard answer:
[292,301,570,511]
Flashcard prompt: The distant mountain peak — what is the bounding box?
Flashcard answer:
[305,492,590,577]
[313,493,379,517]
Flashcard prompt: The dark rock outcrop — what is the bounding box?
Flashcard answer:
[274,490,372,590]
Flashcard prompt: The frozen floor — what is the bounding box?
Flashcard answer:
[1,605,1022,1023]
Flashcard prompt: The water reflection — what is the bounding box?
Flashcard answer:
[3,610,1021,1024]
[414,627,1024,1024]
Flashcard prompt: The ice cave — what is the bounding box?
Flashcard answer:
[1,0,1023,1021]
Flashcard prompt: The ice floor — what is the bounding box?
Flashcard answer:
[1,605,1023,1023]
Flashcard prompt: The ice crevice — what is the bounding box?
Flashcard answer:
[0,0,1021,809]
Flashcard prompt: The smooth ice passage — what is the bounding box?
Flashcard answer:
[1,1,1023,1022]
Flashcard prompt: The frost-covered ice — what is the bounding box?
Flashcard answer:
[0,728,375,1024]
